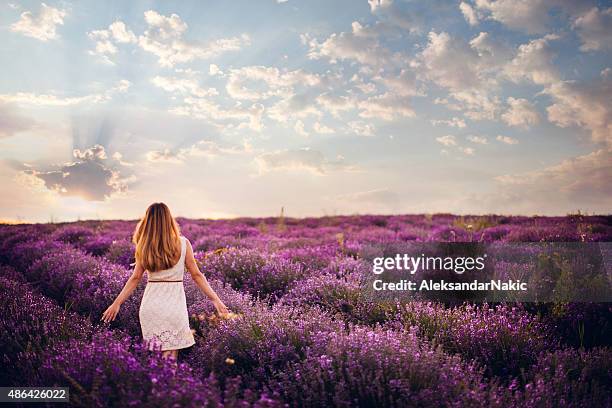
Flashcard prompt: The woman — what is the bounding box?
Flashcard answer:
[102,202,229,360]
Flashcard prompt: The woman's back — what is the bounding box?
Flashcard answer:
[146,236,187,282]
[139,235,195,351]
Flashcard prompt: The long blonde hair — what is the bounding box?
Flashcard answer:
[133,202,181,272]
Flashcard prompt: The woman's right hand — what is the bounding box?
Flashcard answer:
[213,299,229,316]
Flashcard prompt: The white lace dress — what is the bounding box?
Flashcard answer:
[139,236,195,351]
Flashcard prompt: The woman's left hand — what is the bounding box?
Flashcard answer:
[102,302,120,323]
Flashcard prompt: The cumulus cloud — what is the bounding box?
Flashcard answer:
[316,93,356,118]
[267,93,322,124]
[151,76,218,97]
[572,7,612,52]
[368,0,421,32]
[496,135,519,144]
[88,11,249,67]
[24,145,134,201]
[303,21,394,67]
[313,122,335,134]
[170,97,265,132]
[460,2,480,25]
[255,147,350,175]
[544,73,612,145]
[501,97,540,129]
[138,10,249,67]
[0,80,130,107]
[469,31,512,63]
[504,34,560,85]
[10,3,66,41]
[357,92,415,120]
[294,120,308,137]
[209,64,222,76]
[467,135,488,144]
[373,69,422,97]
[225,66,321,101]
[436,134,478,155]
[347,121,375,137]
[145,148,184,164]
[87,21,137,64]
[419,31,482,91]
[146,139,253,164]
[436,135,457,146]
[431,117,467,128]
[418,31,505,120]
[469,0,591,34]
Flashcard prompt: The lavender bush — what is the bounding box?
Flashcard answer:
[0,214,610,407]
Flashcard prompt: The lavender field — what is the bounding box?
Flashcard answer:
[1,214,611,407]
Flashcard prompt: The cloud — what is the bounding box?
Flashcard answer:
[436,135,457,146]
[357,92,415,120]
[469,31,512,62]
[138,10,249,67]
[460,2,480,25]
[350,75,378,94]
[170,97,264,132]
[87,11,249,67]
[431,117,467,128]
[267,92,322,123]
[469,0,591,35]
[544,73,612,145]
[419,31,481,91]
[255,148,349,175]
[151,76,218,97]
[495,148,612,209]
[368,0,421,32]
[496,135,519,144]
[146,139,253,164]
[209,64,222,76]
[109,21,137,43]
[87,21,137,64]
[0,80,131,107]
[436,134,479,155]
[418,31,504,120]
[0,102,36,138]
[145,148,184,164]
[225,66,321,101]
[313,122,335,134]
[24,145,134,201]
[347,121,375,137]
[572,7,612,52]
[10,2,66,41]
[467,135,488,144]
[294,120,309,137]
[471,0,551,34]
[373,69,422,97]
[316,93,355,118]
[303,21,393,67]
[504,34,560,85]
[501,97,540,129]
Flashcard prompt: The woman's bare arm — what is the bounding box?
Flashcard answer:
[101,261,144,323]
[185,240,229,314]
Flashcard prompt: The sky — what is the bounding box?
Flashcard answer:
[0,0,610,222]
